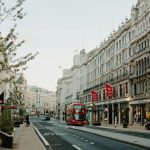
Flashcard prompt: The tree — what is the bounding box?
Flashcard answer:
[0,0,38,135]
[0,0,38,84]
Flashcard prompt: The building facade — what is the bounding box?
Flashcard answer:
[57,0,150,126]
[29,86,56,115]
[80,0,150,126]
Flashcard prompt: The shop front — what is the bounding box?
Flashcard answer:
[86,103,103,126]
[129,99,150,126]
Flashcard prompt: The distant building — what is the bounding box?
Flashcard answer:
[29,86,56,116]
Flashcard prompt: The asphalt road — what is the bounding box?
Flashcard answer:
[31,118,147,150]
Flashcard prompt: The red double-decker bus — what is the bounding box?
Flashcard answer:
[66,103,88,126]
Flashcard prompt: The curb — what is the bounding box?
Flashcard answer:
[69,126,150,150]
[33,126,53,150]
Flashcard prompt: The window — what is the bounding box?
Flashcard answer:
[119,40,121,49]
[125,82,128,94]
[129,65,132,74]
[113,87,116,98]
[129,48,131,57]
[116,42,118,51]
[139,44,141,51]
[119,84,122,97]
[74,105,85,109]
[129,32,131,41]
[147,39,149,46]
[134,84,137,95]
[74,114,86,120]
[103,89,105,100]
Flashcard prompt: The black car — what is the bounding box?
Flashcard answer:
[41,114,50,121]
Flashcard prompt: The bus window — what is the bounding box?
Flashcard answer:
[74,105,85,109]
[74,114,86,120]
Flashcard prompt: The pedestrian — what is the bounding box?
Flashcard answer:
[26,114,30,127]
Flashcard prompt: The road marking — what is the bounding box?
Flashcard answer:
[81,138,84,140]
[85,140,89,142]
[72,145,82,150]
[33,126,51,148]
[90,142,95,144]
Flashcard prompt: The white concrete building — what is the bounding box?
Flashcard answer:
[56,50,88,120]
[30,86,56,115]
[57,0,150,126]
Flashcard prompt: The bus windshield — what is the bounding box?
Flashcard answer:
[74,114,86,120]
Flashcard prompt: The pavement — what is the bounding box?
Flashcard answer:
[0,120,150,150]
[0,123,45,150]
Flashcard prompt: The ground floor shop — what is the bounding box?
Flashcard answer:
[86,99,150,126]
[129,99,150,125]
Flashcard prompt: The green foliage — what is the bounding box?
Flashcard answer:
[0,109,14,135]
[10,81,24,106]
[0,0,38,135]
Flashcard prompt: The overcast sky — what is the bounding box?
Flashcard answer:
[1,0,137,91]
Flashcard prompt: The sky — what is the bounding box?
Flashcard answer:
[1,0,137,92]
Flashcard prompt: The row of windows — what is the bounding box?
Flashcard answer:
[134,82,147,95]
[87,10,150,73]
[88,43,150,86]
[135,57,150,76]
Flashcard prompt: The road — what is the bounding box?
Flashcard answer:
[31,117,147,150]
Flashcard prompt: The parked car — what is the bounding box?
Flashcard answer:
[41,114,50,121]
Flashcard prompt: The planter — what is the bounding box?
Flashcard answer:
[0,131,14,148]
[14,121,20,127]
[123,122,128,128]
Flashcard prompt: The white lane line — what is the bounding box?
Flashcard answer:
[85,140,89,142]
[33,126,49,146]
[81,138,84,140]
[90,142,95,144]
[72,145,82,150]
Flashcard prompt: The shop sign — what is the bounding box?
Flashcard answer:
[105,83,113,97]
[91,90,98,102]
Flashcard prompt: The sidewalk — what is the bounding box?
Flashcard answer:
[91,123,150,133]
[56,118,149,133]
[0,123,45,150]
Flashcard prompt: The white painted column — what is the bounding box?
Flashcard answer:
[90,111,92,125]
[129,104,133,125]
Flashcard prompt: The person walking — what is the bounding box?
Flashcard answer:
[26,114,30,127]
